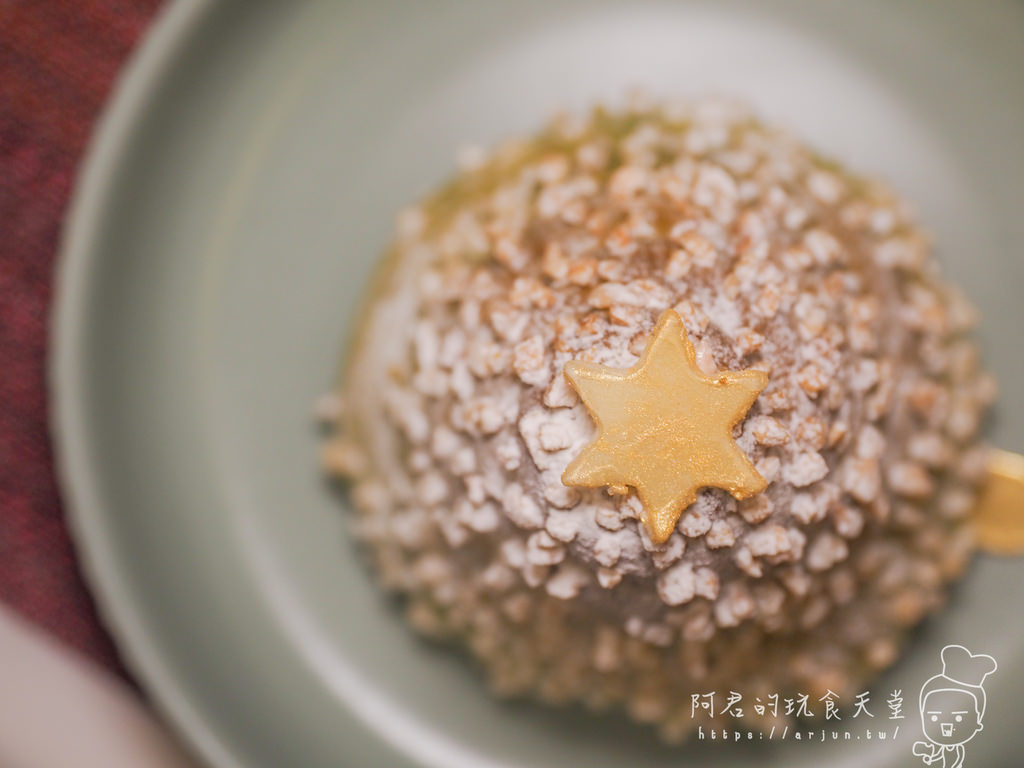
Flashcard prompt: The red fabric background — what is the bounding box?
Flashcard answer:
[1,0,165,674]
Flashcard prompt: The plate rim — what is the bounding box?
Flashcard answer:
[49,1,243,766]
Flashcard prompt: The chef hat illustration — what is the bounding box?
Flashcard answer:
[919,645,998,719]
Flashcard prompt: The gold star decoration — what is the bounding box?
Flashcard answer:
[561,309,769,545]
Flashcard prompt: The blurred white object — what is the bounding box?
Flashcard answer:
[0,603,197,768]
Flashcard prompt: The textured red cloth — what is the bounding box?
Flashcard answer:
[1,0,165,675]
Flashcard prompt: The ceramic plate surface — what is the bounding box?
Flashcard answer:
[54,1,1024,766]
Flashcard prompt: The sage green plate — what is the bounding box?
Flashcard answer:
[53,1,1024,766]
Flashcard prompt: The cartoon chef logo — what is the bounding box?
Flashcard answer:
[912,644,997,767]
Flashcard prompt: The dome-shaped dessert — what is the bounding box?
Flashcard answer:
[323,98,994,740]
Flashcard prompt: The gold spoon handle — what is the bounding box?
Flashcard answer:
[974,449,1024,555]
